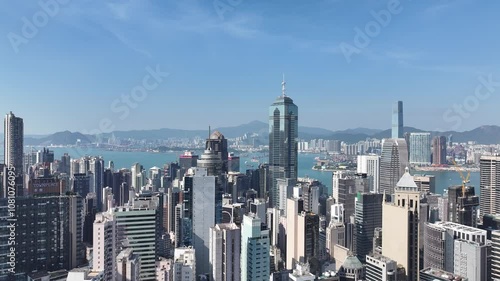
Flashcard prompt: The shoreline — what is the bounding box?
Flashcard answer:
[413,167,479,172]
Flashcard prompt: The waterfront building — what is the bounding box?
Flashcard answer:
[409,132,432,165]
[432,136,448,165]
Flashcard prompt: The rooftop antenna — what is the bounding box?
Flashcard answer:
[281,73,286,97]
[208,125,211,139]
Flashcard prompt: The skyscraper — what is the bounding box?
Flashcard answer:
[241,213,270,281]
[357,155,380,193]
[447,185,479,227]
[423,222,489,281]
[391,101,403,139]
[432,136,447,165]
[379,138,409,195]
[0,195,84,279]
[409,132,432,165]
[189,167,218,277]
[4,112,24,174]
[93,212,117,281]
[354,193,383,262]
[3,112,24,198]
[479,155,500,218]
[382,169,420,281]
[90,156,105,211]
[269,77,298,208]
[209,223,241,281]
[206,130,229,174]
[113,194,162,281]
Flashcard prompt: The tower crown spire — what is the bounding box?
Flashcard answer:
[281,74,286,97]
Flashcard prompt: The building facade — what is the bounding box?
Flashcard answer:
[409,132,432,165]
[432,136,447,165]
[380,139,409,195]
[268,78,298,208]
[241,214,270,281]
[382,170,420,281]
[355,193,383,262]
[480,155,500,218]
[209,223,241,281]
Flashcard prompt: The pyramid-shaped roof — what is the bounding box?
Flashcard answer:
[396,167,418,189]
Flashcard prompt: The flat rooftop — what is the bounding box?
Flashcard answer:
[421,267,466,280]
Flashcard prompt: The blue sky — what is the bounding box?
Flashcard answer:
[1,0,500,134]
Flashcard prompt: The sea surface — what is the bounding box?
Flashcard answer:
[49,147,480,196]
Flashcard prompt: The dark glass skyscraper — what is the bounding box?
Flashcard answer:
[268,77,298,208]
[4,112,24,175]
[392,101,403,139]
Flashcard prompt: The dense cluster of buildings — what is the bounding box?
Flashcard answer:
[1,85,500,281]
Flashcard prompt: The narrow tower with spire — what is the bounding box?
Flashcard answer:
[268,76,298,208]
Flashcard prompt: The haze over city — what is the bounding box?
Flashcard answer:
[2,1,500,134]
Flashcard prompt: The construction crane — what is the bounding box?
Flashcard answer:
[452,160,471,196]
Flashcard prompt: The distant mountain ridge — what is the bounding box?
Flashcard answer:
[11,122,500,146]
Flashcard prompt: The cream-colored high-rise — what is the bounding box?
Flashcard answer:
[382,168,420,281]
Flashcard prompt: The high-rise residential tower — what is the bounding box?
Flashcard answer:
[241,213,270,281]
[379,138,409,195]
[3,112,24,197]
[4,112,24,174]
[409,132,432,165]
[432,136,447,165]
[392,101,403,139]
[480,155,500,218]
[209,223,241,281]
[269,77,298,208]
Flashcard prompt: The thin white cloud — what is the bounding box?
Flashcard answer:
[425,3,451,16]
